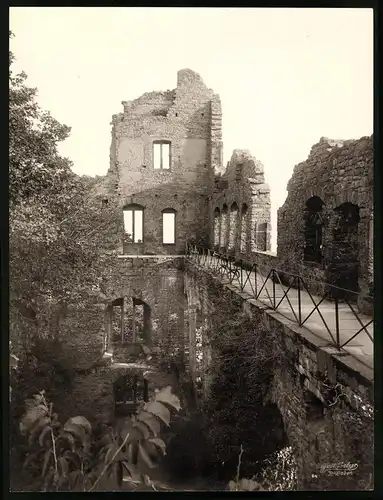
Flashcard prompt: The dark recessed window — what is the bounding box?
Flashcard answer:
[304,196,324,263]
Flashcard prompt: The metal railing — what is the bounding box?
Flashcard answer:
[185,244,373,352]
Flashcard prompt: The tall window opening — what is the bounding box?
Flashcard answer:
[220,204,228,248]
[162,208,176,244]
[304,196,324,263]
[153,140,171,170]
[255,222,268,251]
[327,202,360,296]
[235,163,243,181]
[123,204,144,243]
[213,208,220,248]
[229,202,239,250]
[240,204,248,253]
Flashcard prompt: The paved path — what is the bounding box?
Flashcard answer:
[188,253,373,370]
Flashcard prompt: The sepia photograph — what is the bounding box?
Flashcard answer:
[9,6,373,492]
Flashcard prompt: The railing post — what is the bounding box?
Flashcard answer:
[240,261,243,291]
[297,276,302,326]
[272,270,276,309]
[254,263,258,298]
[335,296,340,349]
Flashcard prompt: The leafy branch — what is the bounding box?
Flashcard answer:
[19,386,181,492]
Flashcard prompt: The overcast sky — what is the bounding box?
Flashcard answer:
[9,7,373,251]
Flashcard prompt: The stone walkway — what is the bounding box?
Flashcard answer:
[188,254,373,370]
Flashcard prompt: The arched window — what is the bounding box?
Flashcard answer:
[304,196,324,263]
[240,204,248,253]
[220,204,228,248]
[229,202,239,250]
[162,208,176,244]
[123,204,144,243]
[213,208,220,248]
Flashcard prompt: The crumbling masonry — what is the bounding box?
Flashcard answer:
[57,69,372,490]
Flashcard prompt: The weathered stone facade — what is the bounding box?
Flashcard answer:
[211,150,271,256]
[95,68,224,254]
[277,136,373,313]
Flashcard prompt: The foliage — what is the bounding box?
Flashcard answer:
[9,32,71,208]
[18,386,181,491]
[256,446,298,491]
[9,35,122,364]
[197,290,286,480]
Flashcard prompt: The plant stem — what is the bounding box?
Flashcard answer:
[235,444,244,490]
[87,432,130,492]
[46,401,59,490]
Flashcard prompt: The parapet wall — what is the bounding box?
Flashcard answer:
[185,260,373,491]
[277,136,373,312]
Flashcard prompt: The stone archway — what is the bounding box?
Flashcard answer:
[326,202,360,299]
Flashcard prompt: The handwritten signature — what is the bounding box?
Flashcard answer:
[318,462,358,476]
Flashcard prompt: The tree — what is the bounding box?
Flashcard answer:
[9,32,73,208]
[9,34,121,365]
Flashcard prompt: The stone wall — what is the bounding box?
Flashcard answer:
[184,260,373,490]
[211,150,271,256]
[94,69,223,255]
[277,136,373,313]
[52,257,190,423]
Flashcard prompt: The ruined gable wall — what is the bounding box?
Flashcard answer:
[110,68,215,197]
[277,136,373,311]
[99,69,223,254]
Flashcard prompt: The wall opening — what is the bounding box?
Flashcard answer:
[228,202,239,251]
[240,204,248,254]
[303,390,325,421]
[213,208,220,249]
[304,196,324,263]
[255,222,268,251]
[235,163,243,181]
[114,374,149,417]
[327,202,360,298]
[162,208,176,244]
[153,140,171,170]
[220,204,228,249]
[123,203,144,243]
[109,297,151,344]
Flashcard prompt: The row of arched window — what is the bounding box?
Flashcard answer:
[122,204,176,245]
[303,196,360,264]
[213,203,268,253]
